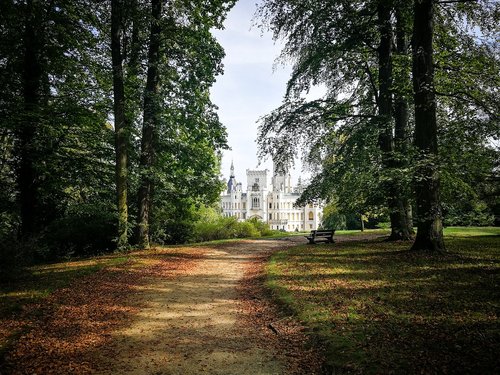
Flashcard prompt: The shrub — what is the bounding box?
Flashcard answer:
[43,203,116,259]
[0,235,37,281]
[235,221,260,238]
[193,215,273,242]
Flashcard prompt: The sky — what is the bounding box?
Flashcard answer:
[209,0,294,187]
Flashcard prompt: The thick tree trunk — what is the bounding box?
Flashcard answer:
[137,0,162,248]
[411,0,445,252]
[377,2,412,241]
[394,4,415,236]
[18,0,43,237]
[111,0,129,250]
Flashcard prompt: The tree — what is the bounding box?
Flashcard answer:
[257,0,414,239]
[136,0,234,248]
[17,0,45,237]
[258,0,498,250]
[376,1,412,240]
[409,0,499,251]
[136,0,162,249]
[410,0,444,251]
[111,0,129,250]
[0,0,233,261]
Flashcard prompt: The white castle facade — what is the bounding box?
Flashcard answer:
[220,162,323,231]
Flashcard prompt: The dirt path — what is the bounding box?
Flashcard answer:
[93,239,299,375]
[3,234,383,374]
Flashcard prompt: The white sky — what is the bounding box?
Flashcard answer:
[210,0,327,187]
[210,0,296,187]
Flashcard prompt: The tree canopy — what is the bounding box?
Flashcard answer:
[257,0,499,251]
[0,0,235,261]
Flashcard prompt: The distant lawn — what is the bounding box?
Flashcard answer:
[443,226,500,237]
[266,227,500,374]
[335,228,389,236]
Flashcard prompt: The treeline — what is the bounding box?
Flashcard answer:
[257,0,499,251]
[0,0,236,265]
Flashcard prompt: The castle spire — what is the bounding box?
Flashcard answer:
[230,160,235,178]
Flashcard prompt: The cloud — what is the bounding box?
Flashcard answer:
[210,0,312,186]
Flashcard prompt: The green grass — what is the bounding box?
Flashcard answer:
[443,226,500,237]
[266,227,500,374]
[335,228,390,236]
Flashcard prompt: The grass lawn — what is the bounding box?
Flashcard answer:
[266,227,500,374]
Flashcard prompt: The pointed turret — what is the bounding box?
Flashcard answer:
[227,160,237,193]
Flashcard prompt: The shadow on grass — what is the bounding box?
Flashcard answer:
[266,235,500,374]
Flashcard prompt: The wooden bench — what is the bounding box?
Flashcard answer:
[305,230,335,244]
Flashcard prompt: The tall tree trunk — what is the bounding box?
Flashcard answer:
[111,0,129,249]
[411,0,445,252]
[394,4,415,236]
[377,2,412,241]
[137,0,162,248]
[124,0,141,127]
[18,0,43,237]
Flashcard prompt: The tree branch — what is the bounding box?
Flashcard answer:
[364,61,379,107]
[436,0,478,4]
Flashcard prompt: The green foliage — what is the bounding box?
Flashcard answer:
[0,1,235,260]
[43,203,117,260]
[193,216,257,242]
[257,0,500,245]
[246,217,275,237]
[322,200,389,231]
[192,211,278,242]
[150,197,199,245]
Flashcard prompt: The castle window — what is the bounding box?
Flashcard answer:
[308,212,314,221]
[269,203,272,209]
[252,197,260,209]
[269,213,272,220]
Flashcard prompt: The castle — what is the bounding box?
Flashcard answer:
[220,162,323,231]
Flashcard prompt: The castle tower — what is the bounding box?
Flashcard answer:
[227,160,237,193]
[272,163,292,193]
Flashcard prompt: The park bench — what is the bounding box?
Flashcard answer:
[305,229,335,244]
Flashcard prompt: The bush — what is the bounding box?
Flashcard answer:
[246,217,275,236]
[193,215,277,242]
[443,200,494,227]
[0,235,37,282]
[43,203,116,259]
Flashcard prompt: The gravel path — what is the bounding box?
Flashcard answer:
[94,239,299,375]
